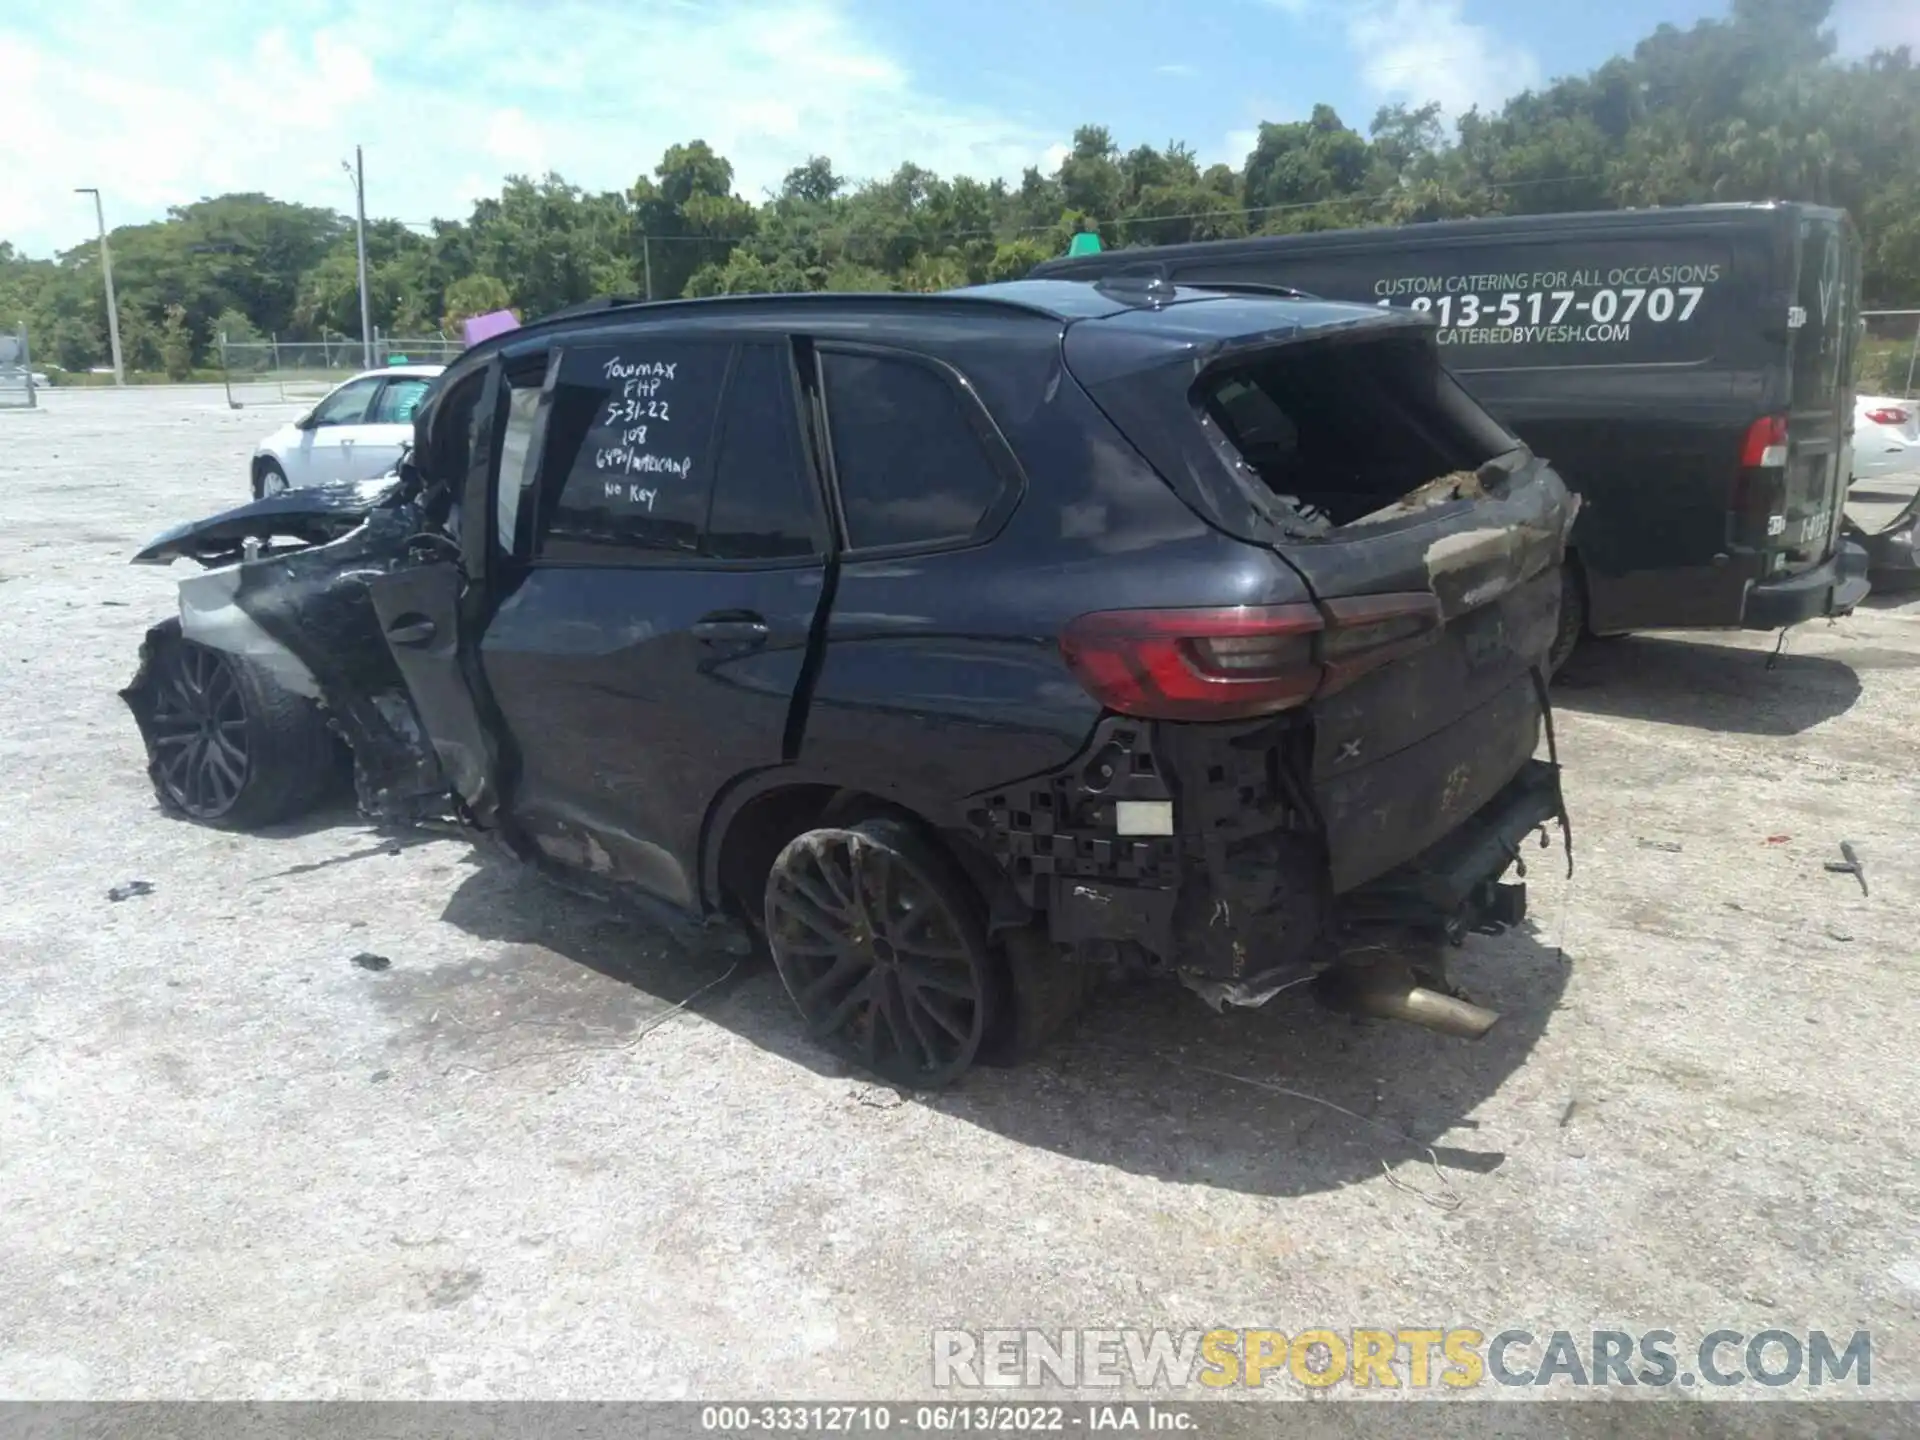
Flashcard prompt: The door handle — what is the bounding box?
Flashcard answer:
[385,616,437,647]
[691,613,769,644]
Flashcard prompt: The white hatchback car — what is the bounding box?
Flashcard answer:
[251,365,444,498]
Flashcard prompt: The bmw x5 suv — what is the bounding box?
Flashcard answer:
[125,279,1578,1086]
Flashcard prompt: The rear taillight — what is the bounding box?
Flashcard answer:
[1740,414,1789,469]
[1865,406,1911,427]
[1060,595,1441,721]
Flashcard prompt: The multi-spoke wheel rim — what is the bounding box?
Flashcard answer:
[766,828,989,1087]
[147,642,251,817]
[260,468,287,496]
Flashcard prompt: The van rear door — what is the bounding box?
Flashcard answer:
[1773,214,1859,572]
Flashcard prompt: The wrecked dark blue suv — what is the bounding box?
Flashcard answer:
[124,279,1577,1086]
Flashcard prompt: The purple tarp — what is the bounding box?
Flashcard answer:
[462,309,521,347]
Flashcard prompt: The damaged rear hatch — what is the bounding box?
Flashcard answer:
[1065,288,1577,891]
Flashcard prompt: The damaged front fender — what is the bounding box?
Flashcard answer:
[128,488,449,822]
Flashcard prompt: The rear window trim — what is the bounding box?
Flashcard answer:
[811,339,1028,560]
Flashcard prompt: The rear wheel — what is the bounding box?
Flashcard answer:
[254,460,288,500]
[764,818,1004,1088]
[132,624,339,829]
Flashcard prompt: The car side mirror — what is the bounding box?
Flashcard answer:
[294,410,318,430]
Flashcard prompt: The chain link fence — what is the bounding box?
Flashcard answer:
[1860,310,1920,399]
[0,326,38,409]
[217,331,465,408]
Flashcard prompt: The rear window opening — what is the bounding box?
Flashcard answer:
[1199,334,1519,528]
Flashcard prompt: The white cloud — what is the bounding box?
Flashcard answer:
[1831,0,1920,56]
[0,0,1058,255]
[1343,0,1541,120]
[1219,128,1261,168]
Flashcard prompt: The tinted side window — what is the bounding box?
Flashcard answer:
[535,341,730,562]
[311,377,379,426]
[820,351,1003,550]
[495,379,545,558]
[371,377,433,424]
[705,344,820,560]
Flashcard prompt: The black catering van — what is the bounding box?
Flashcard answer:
[1034,203,1870,660]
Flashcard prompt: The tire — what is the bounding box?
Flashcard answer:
[129,621,340,830]
[764,817,1007,1088]
[1547,558,1586,676]
[978,924,1100,1067]
[253,459,288,500]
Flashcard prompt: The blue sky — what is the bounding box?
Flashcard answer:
[2,0,1914,257]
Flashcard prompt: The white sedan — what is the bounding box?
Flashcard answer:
[251,365,444,498]
[1847,393,1918,488]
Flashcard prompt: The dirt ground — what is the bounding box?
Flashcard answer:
[2,387,1918,1406]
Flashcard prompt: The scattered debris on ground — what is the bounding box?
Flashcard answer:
[1824,840,1869,896]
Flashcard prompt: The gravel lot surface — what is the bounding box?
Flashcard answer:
[3,387,1918,1411]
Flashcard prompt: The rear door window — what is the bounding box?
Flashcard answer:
[370,376,434,424]
[495,376,546,559]
[819,349,1009,551]
[704,344,823,560]
[1792,220,1850,404]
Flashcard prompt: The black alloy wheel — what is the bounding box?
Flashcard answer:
[765,818,1000,1089]
[148,639,252,818]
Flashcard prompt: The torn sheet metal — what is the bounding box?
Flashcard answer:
[129,481,448,822]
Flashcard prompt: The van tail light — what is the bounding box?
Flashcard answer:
[1740,414,1789,469]
[1060,595,1441,721]
[1865,406,1910,427]
[1732,414,1789,538]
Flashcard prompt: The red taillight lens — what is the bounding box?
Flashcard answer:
[1865,406,1911,427]
[1060,595,1441,721]
[1060,604,1323,721]
[1740,414,1789,468]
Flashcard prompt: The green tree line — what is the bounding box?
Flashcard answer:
[4,0,1916,380]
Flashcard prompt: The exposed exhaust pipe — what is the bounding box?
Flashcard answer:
[1346,983,1499,1040]
[1315,966,1501,1040]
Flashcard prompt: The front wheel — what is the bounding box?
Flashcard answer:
[764,818,1005,1088]
[253,459,289,500]
[124,622,340,829]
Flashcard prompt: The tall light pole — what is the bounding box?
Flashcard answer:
[74,188,125,386]
[342,146,372,367]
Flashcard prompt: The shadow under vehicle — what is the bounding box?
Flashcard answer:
[122,280,1577,1089]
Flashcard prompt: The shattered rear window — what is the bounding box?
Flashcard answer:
[1199,334,1519,527]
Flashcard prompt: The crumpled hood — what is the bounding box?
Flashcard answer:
[132,477,402,566]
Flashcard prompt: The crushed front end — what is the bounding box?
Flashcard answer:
[121,479,449,824]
